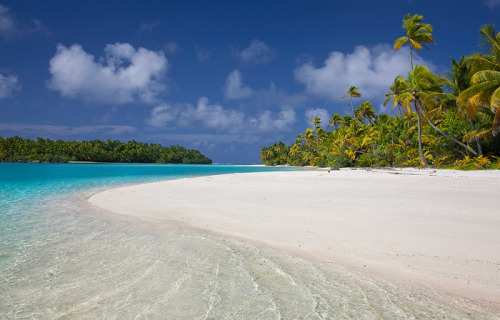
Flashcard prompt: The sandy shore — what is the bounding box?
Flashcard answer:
[90,168,500,312]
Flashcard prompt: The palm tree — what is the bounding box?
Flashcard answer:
[328,113,343,130]
[342,86,362,117]
[458,24,500,136]
[394,13,435,69]
[342,114,353,127]
[355,101,376,125]
[449,56,483,155]
[396,65,477,166]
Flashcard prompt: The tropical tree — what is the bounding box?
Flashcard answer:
[458,24,500,136]
[448,56,483,155]
[342,86,362,117]
[328,113,343,130]
[355,101,376,125]
[394,13,435,69]
[396,65,478,166]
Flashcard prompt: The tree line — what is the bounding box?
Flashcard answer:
[0,136,212,164]
[260,14,500,170]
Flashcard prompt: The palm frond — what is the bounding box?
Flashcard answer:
[394,37,408,50]
[479,24,500,57]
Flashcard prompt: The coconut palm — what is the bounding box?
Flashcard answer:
[397,65,478,166]
[448,56,483,155]
[342,86,362,117]
[328,113,343,129]
[458,25,500,136]
[342,114,354,127]
[394,13,435,69]
[384,78,404,114]
[355,101,376,125]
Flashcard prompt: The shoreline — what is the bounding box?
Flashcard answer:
[89,168,500,314]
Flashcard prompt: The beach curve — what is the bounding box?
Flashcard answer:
[89,168,500,313]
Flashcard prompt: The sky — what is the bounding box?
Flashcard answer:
[0,0,499,163]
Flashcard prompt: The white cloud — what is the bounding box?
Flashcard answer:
[47,43,168,105]
[249,107,296,132]
[485,0,500,8]
[0,73,21,98]
[233,39,276,65]
[0,4,18,38]
[223,70,309,107]
[294,44,436,104]
[147,98,245,132]
[305,108,330,128]
[178,97,245,131]
[146,98,297,134]
[145,103,179,127]
[224,70,253,100]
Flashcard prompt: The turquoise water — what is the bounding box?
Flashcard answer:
[0,163,490,319]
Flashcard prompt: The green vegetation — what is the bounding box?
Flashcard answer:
[0,136,212,164]
[260,15,500,169]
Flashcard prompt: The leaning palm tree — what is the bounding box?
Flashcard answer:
[397,65,478,166]
[342,86,362,117]
[394,13,435,69]
[458,24,500,136]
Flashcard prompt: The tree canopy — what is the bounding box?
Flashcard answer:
[0,137,212,164]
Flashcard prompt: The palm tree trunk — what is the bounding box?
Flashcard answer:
[469,119,483,156]
[350,96,355,117]
[415,103,428,166]
[417,100,478,156]
[410,46,413,70]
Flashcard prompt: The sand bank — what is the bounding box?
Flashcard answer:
[90,168,500,311]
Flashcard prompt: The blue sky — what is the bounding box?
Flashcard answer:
[1,0,499,163]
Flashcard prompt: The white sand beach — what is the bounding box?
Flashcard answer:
[90,168,500,312]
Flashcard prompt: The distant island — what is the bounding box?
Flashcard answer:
[0,136,212,164]
[260,15,500,170]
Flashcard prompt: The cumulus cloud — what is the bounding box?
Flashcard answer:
[294,44,435,104]
[146,98,245,132]
[47,43,168,105]
[0,73,21,98]
[146,98,296,133]
[485,0,500,8]
[145,103,180,127]
[223,70,309,107]
[233,39,276,65]
[178,97,245,131]
[224,70,253,100]
[305,108,330,128]
[249,107,296,132]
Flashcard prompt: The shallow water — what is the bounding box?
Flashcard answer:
[0,163,493,319]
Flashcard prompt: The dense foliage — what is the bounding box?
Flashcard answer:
[0,136,212,164]
[260,15,500,169]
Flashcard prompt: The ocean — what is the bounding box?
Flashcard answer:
[0,163,485,319]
